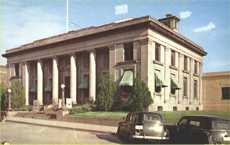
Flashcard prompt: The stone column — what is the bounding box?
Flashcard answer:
[89,50,96,102]
[70,55,77,104]
[24,63,29,106]
[52,57,59,105]
[37,60,43,105]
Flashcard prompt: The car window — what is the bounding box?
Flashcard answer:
[178,118,188,126]
[212,120,230,130]
[143,114,161,121]
[189,120,201,128]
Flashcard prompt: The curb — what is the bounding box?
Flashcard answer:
[6,117,117,134]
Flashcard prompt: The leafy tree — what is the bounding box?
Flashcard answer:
[11,80,25,109]
[113,78,153,112]
[96,74,117,111]
[0,83,7,111]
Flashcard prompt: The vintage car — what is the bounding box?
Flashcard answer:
[167,115,230,144]
[117,112,169,143]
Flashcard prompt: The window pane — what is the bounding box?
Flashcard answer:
[171,50,175,66]
[124,42,133,61]
[155,43,161,61]
[183,77,188,97]
[222,87,230,100]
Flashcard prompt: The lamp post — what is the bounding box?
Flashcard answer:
[61,84,65,108]
[7,88,12,111]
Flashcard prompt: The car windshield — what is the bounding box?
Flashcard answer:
[143,113,161,121]
[212,120,230,130]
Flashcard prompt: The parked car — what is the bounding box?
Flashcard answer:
[117,112,169,143]
[167,115,230,144]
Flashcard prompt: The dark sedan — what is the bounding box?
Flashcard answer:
[117,112,169,143]
[167,115,230,144]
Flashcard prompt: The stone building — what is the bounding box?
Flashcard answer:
[203,71,230,112]
[2,15,207,111]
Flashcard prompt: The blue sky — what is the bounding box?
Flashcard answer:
[0,0,230,72]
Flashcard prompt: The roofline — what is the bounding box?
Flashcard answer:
[203,71,230,78]
[2,15,207,58]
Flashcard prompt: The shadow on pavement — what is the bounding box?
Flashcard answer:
[96,133,123,144]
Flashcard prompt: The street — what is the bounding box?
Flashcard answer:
[0,122,122,144]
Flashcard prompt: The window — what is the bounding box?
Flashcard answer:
[15,63,19,77]
[155,43,161,62]
[184,56,188,71]
[173,106,177,111]
[171,76,180,95]
[124,42,133,61]
[157,106,163,111]
[155,71,167,93]
[194,61,198,74]
[193,80,198,99]
[183,77,188,97]
[185,106,189,111]
[119,70,134,86]
[222,87,230,100]
[171,50,176,66]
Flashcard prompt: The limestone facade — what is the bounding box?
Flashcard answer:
[2,15,206,111]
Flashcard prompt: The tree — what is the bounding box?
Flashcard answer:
[96,74,117,111]
[0,83,7,111]
[11,80,25,109]
[113,78,153,112]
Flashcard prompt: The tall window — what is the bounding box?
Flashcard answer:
[193,80,198,99]
[171,50,176,66]
[183,77,188,97]
[194,61,198,74]
[14,63,19,77]
[124,42,133,61]
[155,43,161,62]
[184,56,188,71]
[222,87,230,100]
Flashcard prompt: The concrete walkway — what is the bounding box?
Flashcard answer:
[6,116,117,133]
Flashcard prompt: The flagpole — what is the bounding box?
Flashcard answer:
[66,0,69,32]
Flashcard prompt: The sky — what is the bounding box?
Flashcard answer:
[0,0,230,72]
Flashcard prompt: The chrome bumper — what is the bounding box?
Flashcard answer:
[132,135,169,140]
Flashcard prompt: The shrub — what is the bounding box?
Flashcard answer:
[113,78,153,112]
[11,80,25,110]
[95,74,117,111]
[0,83,7,111]
[69,103,94,114]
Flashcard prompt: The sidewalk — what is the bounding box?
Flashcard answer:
[6,116,117,133]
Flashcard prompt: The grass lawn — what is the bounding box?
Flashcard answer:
[71,111,230,123]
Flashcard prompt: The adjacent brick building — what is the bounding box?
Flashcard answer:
[203,71,230,112]
[2,15,207,111]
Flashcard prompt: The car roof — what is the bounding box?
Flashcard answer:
[182,115,230,121]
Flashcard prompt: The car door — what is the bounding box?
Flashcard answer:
[177,117,190,143]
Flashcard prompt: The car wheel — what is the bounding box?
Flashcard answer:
[208,135,223,145]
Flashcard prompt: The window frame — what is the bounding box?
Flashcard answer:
[124,42,134,61]
[155,43,161,62]
[171,50,176,67]
[183,77,188,98]
[222,87,230,100]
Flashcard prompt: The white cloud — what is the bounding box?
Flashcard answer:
[179,10,192,19]
[193,22,216,32]
[114,4,128,15]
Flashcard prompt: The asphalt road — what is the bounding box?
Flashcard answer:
[0,122,122,144]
